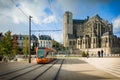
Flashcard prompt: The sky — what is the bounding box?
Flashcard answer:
[0,0,120,43]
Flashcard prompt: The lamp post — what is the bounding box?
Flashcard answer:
[29,16,32,63]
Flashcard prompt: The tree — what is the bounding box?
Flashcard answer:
[0,31,13,61]
[0,33,4,56]
[12,34,18,55]
[22,36,28,58]
[52,40,60,48]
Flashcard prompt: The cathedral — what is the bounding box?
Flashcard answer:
[63,11,120,54]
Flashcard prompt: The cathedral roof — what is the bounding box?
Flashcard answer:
[93,14,100,18]
[73,19,85,24]
[68,34,76,39]
[89,14,103,21]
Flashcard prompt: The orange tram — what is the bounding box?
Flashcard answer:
[36,47,56,64]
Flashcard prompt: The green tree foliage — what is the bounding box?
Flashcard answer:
[52,40,62,51]
[0,31,14,61]
[52,40,59,47]
[52,40,65,51]
[81,51,89,57]
[12,34,18,55]
[22,36,28,58]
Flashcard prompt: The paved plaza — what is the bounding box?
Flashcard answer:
[0,58,120,80]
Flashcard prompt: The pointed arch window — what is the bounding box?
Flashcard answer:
[67,14,69,24]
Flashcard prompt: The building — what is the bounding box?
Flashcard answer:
[63,11,120,54]
[12,34,38,49]
[38,35,52,48]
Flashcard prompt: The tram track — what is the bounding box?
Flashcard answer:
[0,59,58,80]
[0,59,64,80]
[0,64,37,77]
[0,64,43,80]
[53,59,64,80]
[9,64,44,80]
[33,59,59,80]
[33,59,64,80]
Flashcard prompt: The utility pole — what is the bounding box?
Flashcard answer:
[29,16,32,63]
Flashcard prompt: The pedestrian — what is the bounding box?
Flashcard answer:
[101,50,103,57]
[98,51,100,58]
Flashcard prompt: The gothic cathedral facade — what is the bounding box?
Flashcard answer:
[63,11,120,54]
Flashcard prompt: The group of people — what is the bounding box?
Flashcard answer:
[98,50,104,58]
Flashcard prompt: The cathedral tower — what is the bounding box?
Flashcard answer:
[63,11,73,47]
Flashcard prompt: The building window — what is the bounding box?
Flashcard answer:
[20,36,22,40]
[85,39,86,44]
[112,39,114,44]
[78,40,80,45]
[93,38,95,43]
[44,41,45,45]
[69,41,72,45]
[73,41,75,45]
[67,14,69,24]
[83,40,85,44]
[105,38,107,43]
[80,40,82,44]
[46,42,48,45]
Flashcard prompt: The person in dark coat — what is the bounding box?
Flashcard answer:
[101,50,103,57]
[98,51,100,58]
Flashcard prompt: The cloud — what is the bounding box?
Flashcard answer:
[0,0,57,25]
[0,0,62,42]
[112,15,120,36]
[112,15,120,29]
[0,0,119,41]
[43,15,57,24]
[0,0,13,10]
[51,32,63,43]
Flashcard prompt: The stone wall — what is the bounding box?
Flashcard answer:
[111,47,120,54]
[79,47,120,54]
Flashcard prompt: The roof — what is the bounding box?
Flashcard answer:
[68,34,76,39]
[73,19,85,24]
[12,34,38,40]
[88,14,103,22]
[39,35,51,40]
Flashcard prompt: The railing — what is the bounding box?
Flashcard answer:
[89,53,120,57]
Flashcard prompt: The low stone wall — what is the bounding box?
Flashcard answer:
[111,47,120,54]
[16,55,36,63]
[17,58,36,63]
[78,47,120,54]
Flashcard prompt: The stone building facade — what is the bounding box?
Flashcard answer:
[12,34,38,49]
[38,35,52,48]
[63,11,120,54]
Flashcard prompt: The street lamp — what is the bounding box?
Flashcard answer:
[29,16,32,63]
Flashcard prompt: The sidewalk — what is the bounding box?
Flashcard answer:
[0,59,119,80]
[80,58,120,78]
[58,58,120,80]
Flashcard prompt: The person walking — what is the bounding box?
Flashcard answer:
[98,51,100,58]
[101,50,104,57]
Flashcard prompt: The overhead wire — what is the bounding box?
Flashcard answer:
[11,0,45,36]
[48,0,62,42]
[48,0,59,30]
[11,0,62,39]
